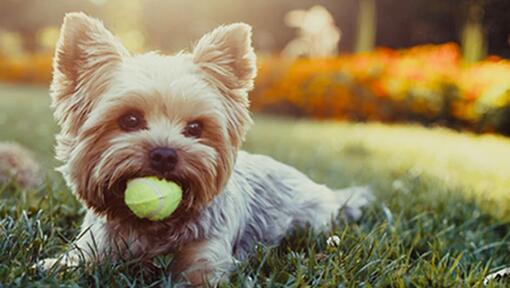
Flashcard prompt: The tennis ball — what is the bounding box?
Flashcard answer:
[124,177,182,221]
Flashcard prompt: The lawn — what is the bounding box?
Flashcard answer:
[1,83,510,287]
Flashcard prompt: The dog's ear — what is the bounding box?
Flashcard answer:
[192,23,257,91]
[51,12,129,135]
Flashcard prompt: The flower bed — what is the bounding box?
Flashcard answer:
[252,44,510,134]
[0,53,52,84]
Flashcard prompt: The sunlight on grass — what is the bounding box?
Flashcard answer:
[0,83,56,168]
[247,117,510,220]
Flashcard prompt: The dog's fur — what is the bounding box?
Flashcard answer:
[39,13,372,285]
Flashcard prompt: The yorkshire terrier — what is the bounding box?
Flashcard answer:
[39,13,372,285]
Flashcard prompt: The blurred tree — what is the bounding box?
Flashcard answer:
[461,0,486,63]
[376,0,459,48]
[354,0,376,52]
[0,0,96,52]
[97,0,146,52]
[0,0,508,57]
[375,0,500,60]
[485,0,510,58]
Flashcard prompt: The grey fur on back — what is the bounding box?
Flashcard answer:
[205,151,372,260]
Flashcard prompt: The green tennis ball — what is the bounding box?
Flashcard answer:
[124,177,182,221]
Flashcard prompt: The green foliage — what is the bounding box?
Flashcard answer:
[1,85,510,286]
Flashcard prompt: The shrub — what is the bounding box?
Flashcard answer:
[252,44,510,134]
[0,52,52,84]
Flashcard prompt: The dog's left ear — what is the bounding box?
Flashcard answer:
[193,23,257,91]
[51,12,129,136]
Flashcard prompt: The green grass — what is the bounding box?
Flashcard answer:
[1,83,510,287]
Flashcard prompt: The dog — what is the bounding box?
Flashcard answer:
[38,13,372,285]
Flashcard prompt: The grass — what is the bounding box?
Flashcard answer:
[1,83,510,287]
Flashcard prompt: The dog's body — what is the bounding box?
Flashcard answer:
[40,13,371,285]
[45,151,369,283]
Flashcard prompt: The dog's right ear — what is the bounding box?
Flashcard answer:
[51,12,129,135]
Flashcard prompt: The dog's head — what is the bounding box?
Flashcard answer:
[51,13,256,226]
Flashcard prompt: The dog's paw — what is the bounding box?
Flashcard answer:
[34,256,80,271]
[484,267,510,286]
[35,258,62,271]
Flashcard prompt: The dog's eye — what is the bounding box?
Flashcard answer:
[183,121,203,138]
[118,111,144,131]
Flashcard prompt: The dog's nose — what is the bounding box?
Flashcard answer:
[149,147,178,172]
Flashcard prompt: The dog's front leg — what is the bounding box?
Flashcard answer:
[172,238,234,286]
[37,211,110,270]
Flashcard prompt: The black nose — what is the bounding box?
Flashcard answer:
[149,147,178,172]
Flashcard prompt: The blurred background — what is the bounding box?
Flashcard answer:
[3,3,510,284]
[1,0,510,135]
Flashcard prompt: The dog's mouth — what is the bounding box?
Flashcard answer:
[105,173,193,222]
[113,171,189,193]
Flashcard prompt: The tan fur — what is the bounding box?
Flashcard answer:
[171,241,212,284]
